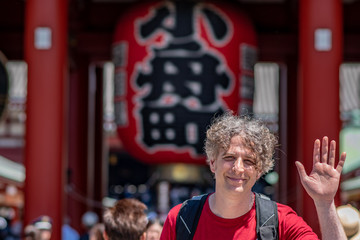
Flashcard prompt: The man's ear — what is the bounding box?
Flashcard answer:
[209,158,216,173]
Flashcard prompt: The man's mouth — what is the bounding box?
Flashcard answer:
[227,176,246,182]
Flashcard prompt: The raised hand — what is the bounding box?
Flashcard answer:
[295,136,346,204]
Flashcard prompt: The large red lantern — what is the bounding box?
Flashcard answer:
[113,0,257,164]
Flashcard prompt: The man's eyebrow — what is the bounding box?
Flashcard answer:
[244,153,256,159]
[222,151,236,156]
[222,151,255,159]
[223,152,235,156]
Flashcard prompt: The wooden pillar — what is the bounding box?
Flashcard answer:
[67,58,90,233]
[93,64,105,216]
[24,0,68,239]
[298,0,342,235]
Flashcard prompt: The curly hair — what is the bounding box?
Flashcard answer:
[103,198,148,240]
[204,112,278,175]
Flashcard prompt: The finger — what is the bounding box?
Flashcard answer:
[313,139,321,166]
[295,161,308,181]
[336,152,346,173]
[321,136,328,163]
[328,140,336,167]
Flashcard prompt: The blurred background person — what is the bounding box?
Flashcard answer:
[31,216,52,240]
[0,206,19,240]
[0,215,9,240]
[62,216,79,240]
[23,224,39,240]
[89,223,105,240]
[79,211,99,240]
[145,218,163,240]
[103,198,147,240]
[337,204,360,240]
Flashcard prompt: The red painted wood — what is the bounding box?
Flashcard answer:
[24,0,68,239]
[299,0,342,236]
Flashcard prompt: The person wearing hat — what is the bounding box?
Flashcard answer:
[80,211,99,240]
[32,215,53,240]
[337,205,360,240]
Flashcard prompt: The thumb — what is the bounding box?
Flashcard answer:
[295,161,308,180]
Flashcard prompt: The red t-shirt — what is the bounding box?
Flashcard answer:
[160,194,319,240]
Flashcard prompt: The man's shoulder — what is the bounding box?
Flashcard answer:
[275,202,300,216]
[167,194,210,223]
[168,203,183,218]
[276,202,316,230]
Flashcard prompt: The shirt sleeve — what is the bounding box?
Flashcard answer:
[160,204,182,240]
[277,203,320,240]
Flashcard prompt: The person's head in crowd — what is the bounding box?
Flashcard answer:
[31,215,53,240]
[82,211,99,230]
[103,198,148,240]
[337,204,360,240]
[145,218,163,240]
[0,216,9,239]
[89,223,105,240]
[24,224,39,240]
[0,206,15,239]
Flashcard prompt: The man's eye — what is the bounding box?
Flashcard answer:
[244,160,255,165]
[223,156,234,161]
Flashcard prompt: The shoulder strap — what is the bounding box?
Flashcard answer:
[176,193,209,240]
[175,193,278,240]
[255,192,279,240]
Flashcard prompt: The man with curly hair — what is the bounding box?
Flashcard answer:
[160,112,347,240]
[103,198,148,240]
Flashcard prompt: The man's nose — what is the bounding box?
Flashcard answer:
[233,158,245,172]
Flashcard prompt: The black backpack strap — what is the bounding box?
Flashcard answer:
[176,193,209,240]
[255,192,279,240]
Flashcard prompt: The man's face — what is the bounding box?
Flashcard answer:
[210,135,261,195]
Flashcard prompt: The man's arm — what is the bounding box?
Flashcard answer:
[295,136,347,240]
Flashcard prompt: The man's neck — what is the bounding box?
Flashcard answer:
[209,191,254,219]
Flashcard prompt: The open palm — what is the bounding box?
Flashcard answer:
[295,137,346,203]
